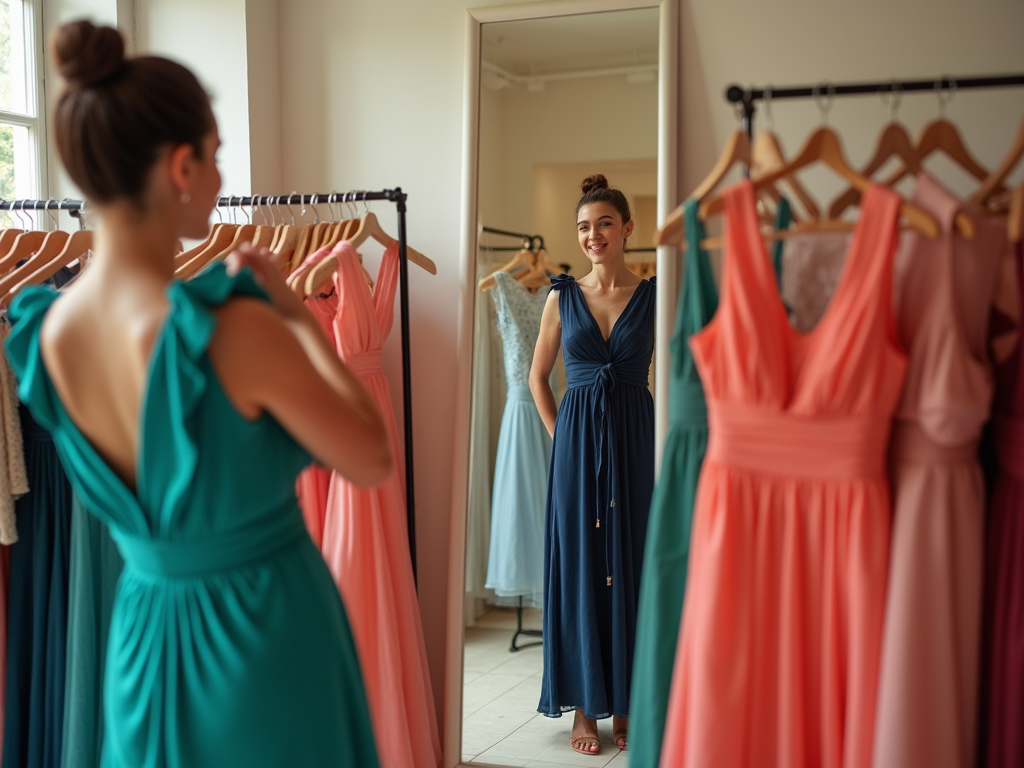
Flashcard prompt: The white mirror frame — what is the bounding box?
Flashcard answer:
[446,1,678,765]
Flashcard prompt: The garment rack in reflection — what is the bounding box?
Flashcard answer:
[509,595,542,653]
[480,225,545,253]
[0,191,421,583]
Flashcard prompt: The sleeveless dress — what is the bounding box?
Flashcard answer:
[61,494,123,768]
[485,270,551,605]
[2,405,72,768]
[630,198,791,767]
[295,286,339,550]
[4,263,379,768]
[538,273,656,720]
[2,266,77,768]
[982,237,1024,768]
[872,173,1004,768]
[661,180,906,768]
[317,241,442,768]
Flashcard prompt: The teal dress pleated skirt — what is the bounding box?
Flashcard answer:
[6,264,379,768]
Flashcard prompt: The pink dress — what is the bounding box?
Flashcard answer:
[296,287,338,549]
[319,241,441,768]
[872,174,1004,768]
[661,180,906,768]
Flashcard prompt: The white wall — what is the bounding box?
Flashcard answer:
[277,0,1024,737]
[483,72,658,235]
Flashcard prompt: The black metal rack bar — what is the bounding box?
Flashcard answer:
[725,73,1024,140]
[481,225,545,253]
[1,190,421,582]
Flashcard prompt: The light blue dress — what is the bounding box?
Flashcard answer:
[485,271,552,607]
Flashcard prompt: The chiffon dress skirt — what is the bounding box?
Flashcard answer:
[662,181,907,768]
[5,263,379,768]
[539,273,656,720]
[983,237,1024,768]
[485,271,551,605]
[317,241,442,768]
[2,405,72,768]
[630,198,791,768]
[295,288,339,550]
[871,173,1003,768]
[61,493,124,768]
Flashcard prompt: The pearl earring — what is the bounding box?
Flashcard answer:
[180,192,191,204]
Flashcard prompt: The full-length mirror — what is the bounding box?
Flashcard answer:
[451,2,677,766]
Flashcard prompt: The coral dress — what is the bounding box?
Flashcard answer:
[872,173,1003,768]
[662,180,906,768]
[318,241,441,768]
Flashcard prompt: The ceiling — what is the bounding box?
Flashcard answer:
[480,8,659,77]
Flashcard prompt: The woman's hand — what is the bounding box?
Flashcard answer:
[224,243,308,322]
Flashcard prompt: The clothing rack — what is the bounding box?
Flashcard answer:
[0,190,421,581]
[480,225,545,253]
[725,73,1024,140]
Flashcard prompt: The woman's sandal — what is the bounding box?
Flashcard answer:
[612,715,628,749]
[570,710,601,756]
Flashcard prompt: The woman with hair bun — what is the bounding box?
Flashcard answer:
[5,20,386,768]
[530,174,656,756]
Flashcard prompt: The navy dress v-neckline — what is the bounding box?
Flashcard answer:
[539,274,656,720]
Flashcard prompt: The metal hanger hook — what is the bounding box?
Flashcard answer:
[327,190,340,222]
[761,86,774,132]
[812,81,835,125]
[311,194,321,224]
[880,80,901,122]
[935,75,956,117]
[45,198,58,229]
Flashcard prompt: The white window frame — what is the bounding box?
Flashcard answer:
[0,0,49,224]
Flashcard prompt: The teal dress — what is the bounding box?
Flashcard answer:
[6,264,380,768]
[629,198,790,767]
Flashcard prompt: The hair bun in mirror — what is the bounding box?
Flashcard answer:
[580,174,609,196]
[53,20,126,89]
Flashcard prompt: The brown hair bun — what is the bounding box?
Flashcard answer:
[580,174,609,196]
[53,20,125,89]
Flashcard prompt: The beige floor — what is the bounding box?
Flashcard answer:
[462,607,630,768]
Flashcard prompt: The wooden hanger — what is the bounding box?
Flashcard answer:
[478,246,535,291]
[175,223,236,266]
[655,131,750,246]
[0,228,24,260]
[344,211,436,274]
[176,223,255,280]
[0,230,48,279]
[829,120,975,237]
[882,116,1000,198]
[970,115,1024,209]
[1009,184,1023,243]
[700,126,939,238]
[251,225,276,249]
[0,229,70,301]
[1,230,92,305]
[752,130,819,221]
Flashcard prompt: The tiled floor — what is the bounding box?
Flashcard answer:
[462,608,630,768]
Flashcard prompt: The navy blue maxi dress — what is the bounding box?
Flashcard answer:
[538,274,656,720]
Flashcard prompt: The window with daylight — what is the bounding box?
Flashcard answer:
[0,0,43,228]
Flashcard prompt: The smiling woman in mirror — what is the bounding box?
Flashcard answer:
[529,174,657,756]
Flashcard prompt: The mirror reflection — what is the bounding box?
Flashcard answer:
[464,8,659,766]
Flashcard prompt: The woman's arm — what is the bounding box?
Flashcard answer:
[211,246,392,486]
[529,290,562,438]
